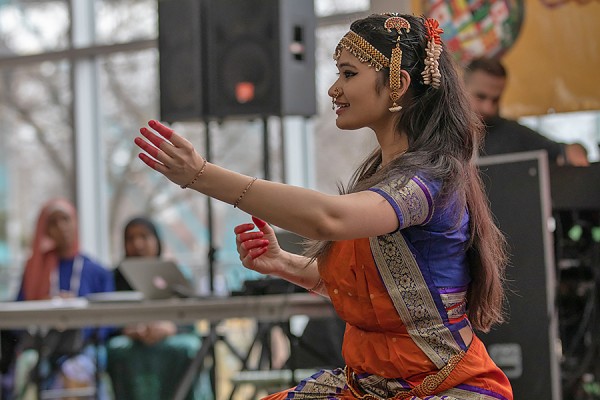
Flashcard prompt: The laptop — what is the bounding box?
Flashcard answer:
[118,258,196,300]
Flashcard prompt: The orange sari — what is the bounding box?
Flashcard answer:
[263,176,512,400]
[263,239,512,400]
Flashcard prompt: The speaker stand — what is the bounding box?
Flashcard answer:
[262,116,271,181]
[206,120,218,397]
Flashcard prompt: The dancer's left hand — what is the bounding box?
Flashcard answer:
[134,120,206,187]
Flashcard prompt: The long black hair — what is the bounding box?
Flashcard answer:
[305,14,507,332]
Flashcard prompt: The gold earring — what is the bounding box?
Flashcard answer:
[331,88,341,110]
[389,91,402,112]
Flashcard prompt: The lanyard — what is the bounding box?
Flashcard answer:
[49,255,83,298]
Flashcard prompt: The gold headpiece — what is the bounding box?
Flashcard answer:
[333,15,411,113]
[333,31,389,72]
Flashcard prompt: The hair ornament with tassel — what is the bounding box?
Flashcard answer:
[383,14,411,112]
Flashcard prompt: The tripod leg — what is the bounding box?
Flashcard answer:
[172,327,218,400]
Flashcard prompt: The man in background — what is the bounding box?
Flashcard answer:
[464,57,589,166]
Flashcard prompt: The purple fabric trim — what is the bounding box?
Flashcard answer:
[369,187,404,228]
[412,176,434,223]
[455,383,510,400]
[438,285,468,294]
[449,319,470,351]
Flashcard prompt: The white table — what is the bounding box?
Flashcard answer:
[0,293,333,329]
[0,293,336,400]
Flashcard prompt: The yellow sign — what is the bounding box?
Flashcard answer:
[412,0,600,117]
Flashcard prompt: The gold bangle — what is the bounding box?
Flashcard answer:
[233,177,258,208]
[180,158,207,189]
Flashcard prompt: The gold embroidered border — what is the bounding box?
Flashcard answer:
[375,176,433,229]
[370,232,462,368]
[284,368,347,398]
[284,364,504,399]
[442,387,507,400]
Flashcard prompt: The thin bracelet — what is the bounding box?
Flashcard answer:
[180,158,207,189]
[308,277,323,292]
[233,177,258,208]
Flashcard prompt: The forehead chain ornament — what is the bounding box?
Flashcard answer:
[384,15,411,112]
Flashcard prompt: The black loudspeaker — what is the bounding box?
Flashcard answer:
[158,0,204,122]
[158,0,316,121]
[477,151,562,399]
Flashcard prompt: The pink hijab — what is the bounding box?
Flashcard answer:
[22,198,80,300]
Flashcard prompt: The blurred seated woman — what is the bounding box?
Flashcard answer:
[12,198,114,399]
[107,216,212,400]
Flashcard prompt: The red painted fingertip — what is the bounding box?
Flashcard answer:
[148,120,157,126]
[234,224,253,235]
[252,216,267,228]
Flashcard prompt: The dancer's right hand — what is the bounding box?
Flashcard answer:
[234,216,284,277]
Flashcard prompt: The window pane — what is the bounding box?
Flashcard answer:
[520,111,600,162]
[0,159,10,299]
[95,0,157,45]
[96,48,162,257]
[0,0,69,55]
[0,60,73,299]
[316,0,370,17]
[98,49,191,264]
